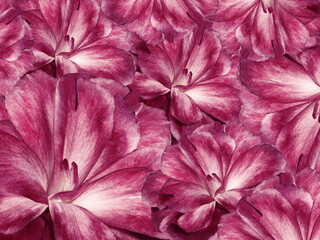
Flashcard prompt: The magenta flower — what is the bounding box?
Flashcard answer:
[131,29,241,125]
[17,0,134,84]
[213,0,320,59]
[101,0,218,43]
[142,124,285,238]
[240,47,320,173]
[0,2,34,95]
[216,168,320,240]
[0,70,170,239]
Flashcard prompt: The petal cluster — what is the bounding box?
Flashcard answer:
[0,0,320,239]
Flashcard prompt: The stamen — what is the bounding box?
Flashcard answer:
[244,199,263,216]
[185,136,197,151]
[74,78,79,111]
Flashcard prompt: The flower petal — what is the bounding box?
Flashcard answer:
[0,195,47,235]
[178,202,215,232]
[185,83,240,123]
[240,57,320,103]
[237,189,303,240]
[72,168,163,238]
[63,46,135,85]
[5,71,56,174]
[101,0,151,25]
[224,144,285,191]
[49,75,115,193]
[49,201,116,240]
[170,88,203,124]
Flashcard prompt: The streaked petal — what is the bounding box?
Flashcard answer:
[134,103,171,149]
[213,0,257,21]
[0,195,47,235]
[237,189,303,240]
[5,71,56,174]
[49,75,114,193]
[170,88,203,124]
[275,102,320,173]
[101,0,152,25]
[185,83,240,123]
[240,57,320,103]
[224,144,285,191]
[63,46,134,85]
[72,168,163,238]
[49,201,116,240]
[178,202,215,232]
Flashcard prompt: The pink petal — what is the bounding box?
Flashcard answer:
[71,168,163,238]
[295,168,320,200]
[49,75,115,193]
[237,189,303,240]
[261,103,307,144]
[142,171,169,207]
[134,103,171,149]
[273,7,309,56]
[160,0,197,32]
[240,57,320,103]
[300,47,320,86]
[0,195,47,235]
[161,145,204,185]
[275,102,320,173]
[177,202,215,232]
[89,147,163,182]
[137,43,174,90]
[185,83,241,123]
[159,180,213,212]
[130,72,170,99]
[250,3,279,57]
[191,0,218,18]
[224,144,285,191]
[0,215,53,240]
[275,184,313,239]
[86,96,140,180]
[5,71,56,174]
[217,211,265,240]
[0,95,8,120]
[64,0,100,49]
[90,77,129,97]
[213,0,257,21]
[0,130,48,201]
[49,201,116,240]
[0,11,26,50]
[170,88,203,124]
[62,46,135,85]
[101,0,151,25]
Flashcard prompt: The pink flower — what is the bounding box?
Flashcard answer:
[0,70,170,239]
[142,124,285,238]
[131,29,241,125]
[240,47,320,173]
[100,0,218,43]
[216,168,320,240]
[213,0,320,60]
[0,2,34,95]
[17,0,135,84]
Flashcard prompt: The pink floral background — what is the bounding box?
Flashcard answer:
[1,0,320,239]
